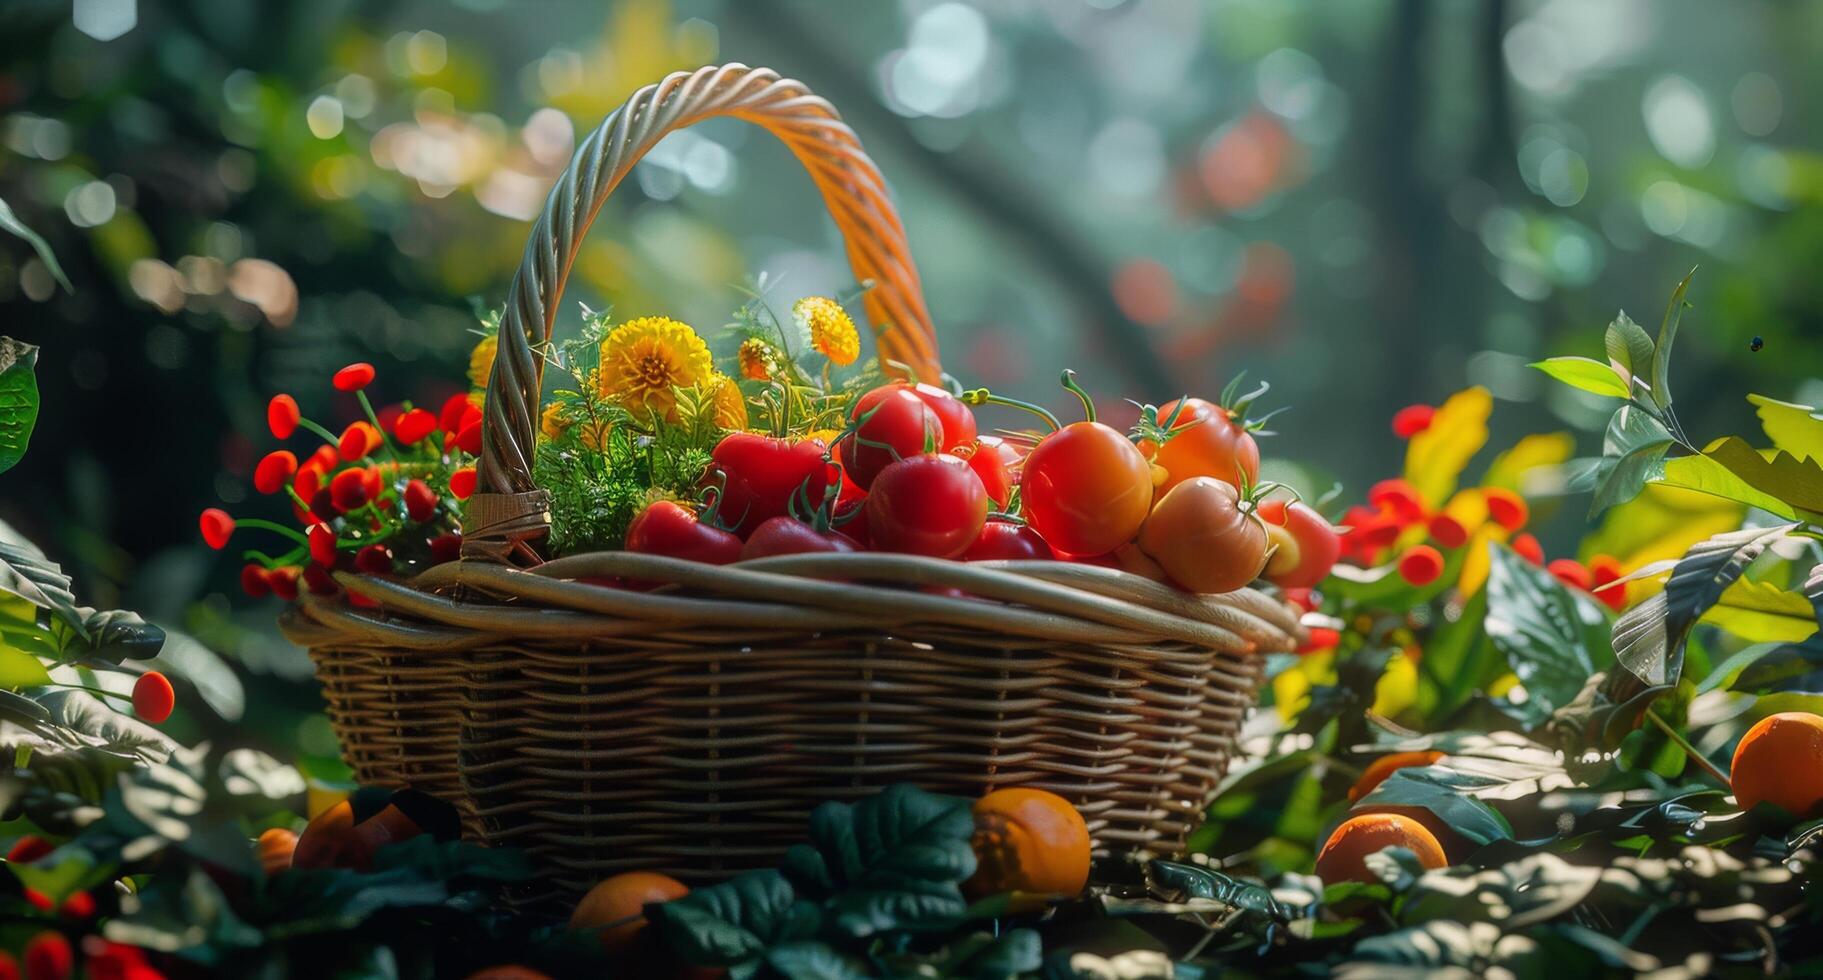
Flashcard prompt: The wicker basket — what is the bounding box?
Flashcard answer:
[281,63,1303,906]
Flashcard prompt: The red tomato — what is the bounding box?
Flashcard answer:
[833,472,871,547]
[709,433,836,537]
[866,454,989,558]
[1137,477,1267,593]
[1151,397,1259,498]
[837,388,942,490]
[964,521,1054,561]
[740,517,862,559]
[1258,500,1343,589]
[625,501,742,565]
[905,382,978,450]
[965,435,1020,509]
[1020,422,1153,556]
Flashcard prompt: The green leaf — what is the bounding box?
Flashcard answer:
[1398,852,1601,929]
[0,197,71,293]
[764,942,870,980]
[0,530,87,643]
[1483,542,1602,718]
[1148,860,1295,920]
[1588,404,1675,518]
[1530,356,1630,398]
[65,607,165,664]
[1604,311,1656,388]
[1656,453,1798,520]
[1701,436,1823,517]
[1648,268,1695,412]
[1355,768,1513,845]
[0,641,51,689]
[1699,578,1819,644]
[780,783,976,937]
[647,869,820,969]
[1611,524,1796,689]
[1747,393,1823,463]
[0,338,40,476]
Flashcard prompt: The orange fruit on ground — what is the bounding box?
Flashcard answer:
[1350,804,1462,861]
[1314,812,1448,884]
[570,871,691,952]
[1348,751,1445,803]
[1731,711,1823,820]
[257,827,298,875]
[962,788,1091,902]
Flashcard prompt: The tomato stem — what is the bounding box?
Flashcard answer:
[235,518,311,545]
[1059,370,1096,423]
[960,389,1061,433]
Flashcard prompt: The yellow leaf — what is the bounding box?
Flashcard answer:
[1456,523,1511,598]
[1700,579,1820,644]
[1748,393,1823,463]
[1371,651,1419,719]
[1482,432,1576,492]
[1578,483,1744,572]
[1404,387,1492,508]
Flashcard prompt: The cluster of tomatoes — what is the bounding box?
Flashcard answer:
[4,836,165,979]
[621,373,1343,598]
[198,363,472,605]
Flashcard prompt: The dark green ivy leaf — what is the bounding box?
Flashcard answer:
[0,338,39,476]
[647,869,821,969]
[780,783,977,937]
[1484,542,1604,720]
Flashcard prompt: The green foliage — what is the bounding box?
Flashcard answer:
[0,338,39,477]
[0,196,70,293]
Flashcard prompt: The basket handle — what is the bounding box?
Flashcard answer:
[467,64,939,563]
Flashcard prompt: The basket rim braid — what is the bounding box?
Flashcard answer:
[280,62,1304,897]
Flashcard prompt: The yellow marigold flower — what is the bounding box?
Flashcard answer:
[708,374,749,431]
[795,297,860,367]
[539,402,570,441]
[738,337,777,382]
[596,316,713,421]
[468,333,499,389]
[542,401,613,451]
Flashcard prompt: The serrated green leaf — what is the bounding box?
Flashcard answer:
[1747,393,1823,463]
[648,869,820,968]
[1648,269,1695,412]
[1531,356,1630,398]
[1701,436,1823,517]
[0,338,40,476]
[780,783,976,938]
[1656,453,1798,520]
[1611,524,1796,689]
[0,197,71,293]
[1604,311,1655,386]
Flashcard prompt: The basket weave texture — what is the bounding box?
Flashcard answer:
[278,63,1303,905]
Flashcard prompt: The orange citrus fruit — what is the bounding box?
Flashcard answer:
[962,788,1091,902]
[257,827,297,875]
[1348,750,1445,803]
[570,871,691,952]
[1314,812,1448,884]
[1731,711,1823,820]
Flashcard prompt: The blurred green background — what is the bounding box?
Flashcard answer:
[0,0,1818,757]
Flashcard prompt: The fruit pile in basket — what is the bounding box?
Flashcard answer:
[201,293,1342,599]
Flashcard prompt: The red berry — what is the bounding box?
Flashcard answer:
[429,533,462,564]
[375,402,403,435]
[333,362,376,392]
[329,468,371,512]
[362,465,384,502]
[354,544,393,575]
[132,672,175,725]
[338,422,381,462]
[7,836,52,864]
[307,444,339,471]
[403,480,437,522]
[1548,558,1591,591]
[198,509,235,550]
[78,939,149,980]
[0,951,16,980]
[253,450,298,495]
[239,565,271,598]
[267,394,301,440]
[439,392,474,434]
[1368,479,1427,524]
[1391,404,1435,439]
[449,467,477,500]
[302,563,337,596]
[23,931,70,980]
[1588,554,1628,612]
[1427,514,1469,549]
[393,408,438,445]
[1483,488,1529,531]
[1298,627,1341,654]
[267,567,301,601]
[57,891,93,920]
[1397,545,1445,586]
[23,889,52,912]
[454,419,483,456]
[1511,532,1544,565]
[294,465,324,503]
[1281,587,1316,612]
[307,524,338,566]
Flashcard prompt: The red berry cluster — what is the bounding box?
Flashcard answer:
[199,363,472,606]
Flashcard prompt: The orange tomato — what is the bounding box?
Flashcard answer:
[1731,711,1823,820]
[1020,422,1154,556]
[1150,397,1259,498]
[1314,812,1448,884]
[571,871,692,953]
[1137,477,1268,594]
[1348,751,1445,803]
[963,788,1091,904]
[257,827,298,875]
